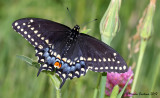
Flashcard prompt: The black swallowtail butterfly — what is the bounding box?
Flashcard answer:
[12,18,128,88]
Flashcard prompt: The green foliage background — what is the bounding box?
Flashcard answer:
[0,0,159,98]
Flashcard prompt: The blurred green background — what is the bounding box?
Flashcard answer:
[0,0,160,98]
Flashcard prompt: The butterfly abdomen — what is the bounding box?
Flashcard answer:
[61,25,80,57]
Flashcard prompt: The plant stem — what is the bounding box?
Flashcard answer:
[48,74,61,98]
[56,89,61,98]
[131,40,147,93]
[99,73,107,98]
[93,87,98,98]
[93,74,101,98]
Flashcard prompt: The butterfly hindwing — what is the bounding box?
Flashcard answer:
[55,60,88,88]
[78,33,128,73]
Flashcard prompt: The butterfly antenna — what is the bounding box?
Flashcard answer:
[80,19,98,27]
[67,7,76,25]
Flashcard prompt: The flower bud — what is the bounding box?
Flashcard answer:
[139,0,155,40]
[100,0,121,44]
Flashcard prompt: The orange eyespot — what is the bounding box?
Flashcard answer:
[54,62,62,68]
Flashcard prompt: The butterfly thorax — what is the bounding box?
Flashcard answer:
[72,25,80,32]
[61,25,80,57]
[70,25,80,39]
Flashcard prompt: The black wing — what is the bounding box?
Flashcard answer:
[12,18,85,88]
[12,18,72,62]
[78,33,128,73]
[56,33,128,88]
[12,18,71,48]
[12,19,70,74]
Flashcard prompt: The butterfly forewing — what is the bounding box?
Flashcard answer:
[12,18,71,48]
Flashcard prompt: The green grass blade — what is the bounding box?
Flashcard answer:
[117,74,133,98]
[110,85,119,98]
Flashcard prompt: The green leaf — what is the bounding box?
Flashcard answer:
[16,55,32,65]
[110,85,119,98]
[32,61,40,69]
[117,75,133,98]
[16,55,40,69]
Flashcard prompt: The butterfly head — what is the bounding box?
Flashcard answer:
[73,25,80,31]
